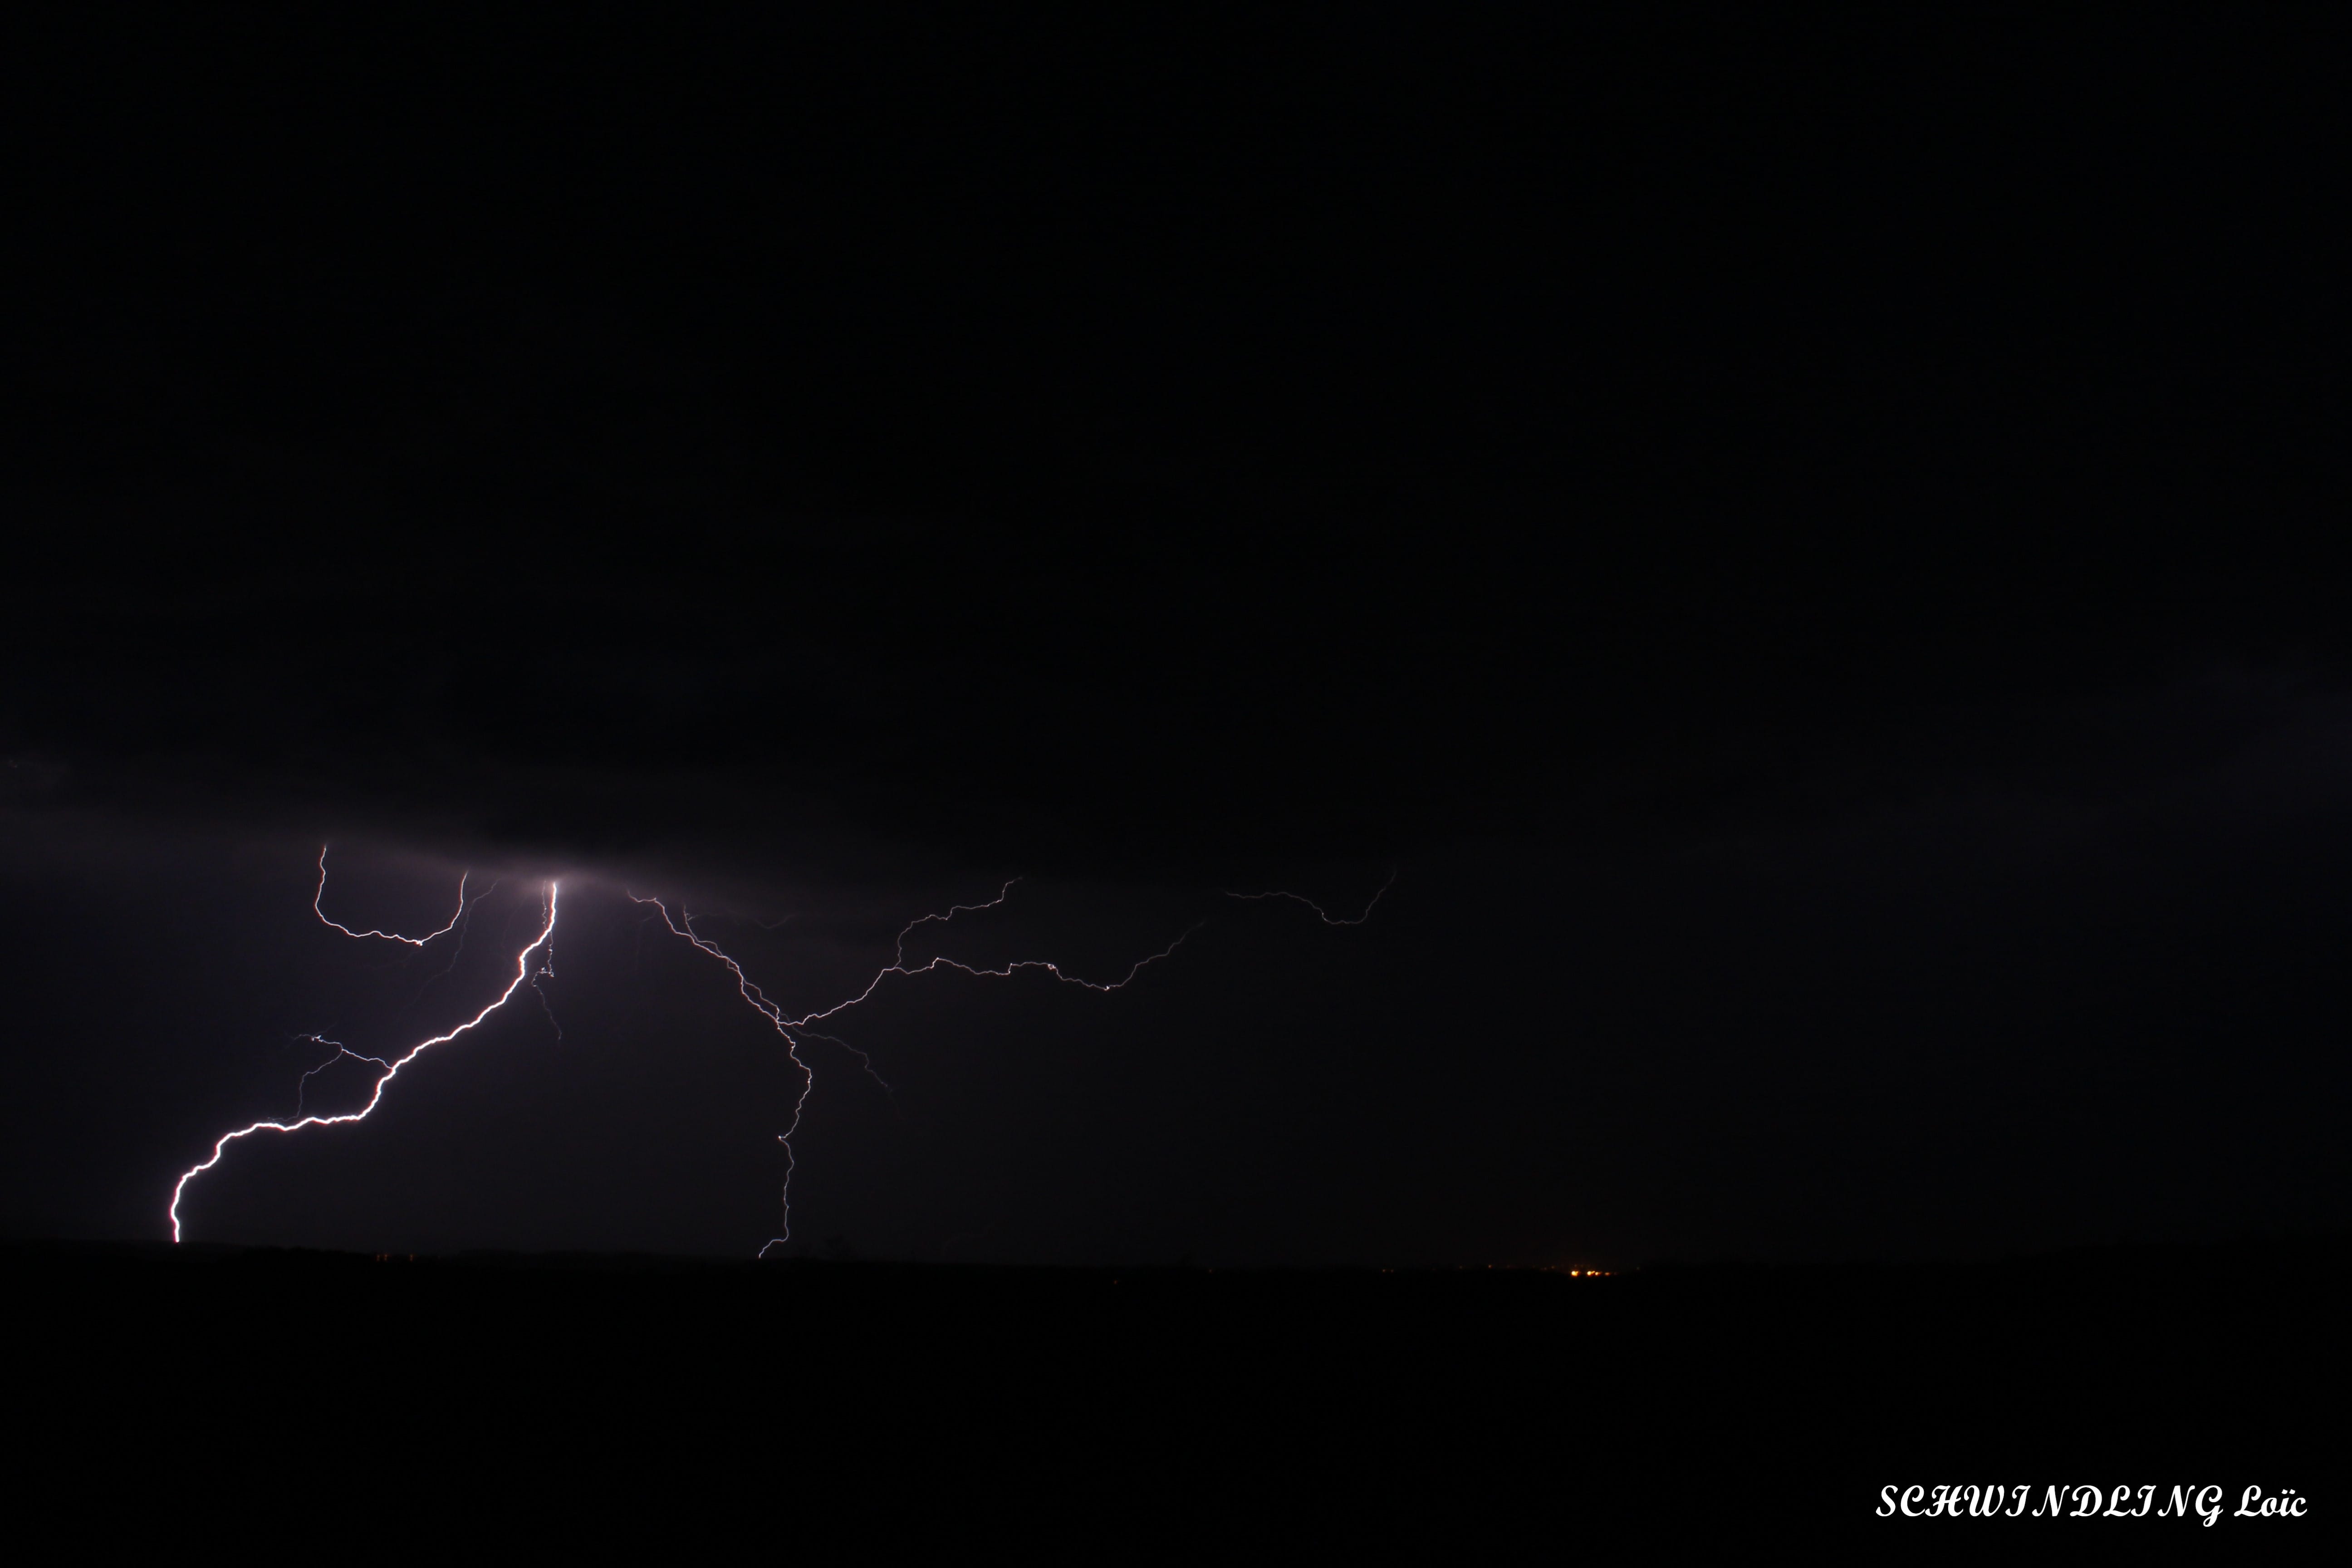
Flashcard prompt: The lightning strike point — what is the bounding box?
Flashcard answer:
[178,856,1384,1254]
[169,881,561,1243]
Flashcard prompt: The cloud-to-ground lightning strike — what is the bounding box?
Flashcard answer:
[312,846,470,945]
[169,882,560,1242]
[629,896,818,1258]
[174,852,1386,1251]
[635,879,1203,1254]
[1226,870,1395,926]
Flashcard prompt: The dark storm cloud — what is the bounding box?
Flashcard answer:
[3,7,2349,1261]
[8,5,2346,881]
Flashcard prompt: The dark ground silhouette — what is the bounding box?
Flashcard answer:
[8,1238,2340,1551]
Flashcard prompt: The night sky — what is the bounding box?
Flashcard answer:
[5,6,2349,1267]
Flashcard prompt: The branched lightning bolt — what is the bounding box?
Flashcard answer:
[313,846,470,946]
[169,882,561,1243]
[790,886,1201,1027]
[292,1034,395,1117]
[399,874,506,1024]
[178,853,1387,1253]
[530,980,564,1040]
[529,920,562,1040]
[1226,869,1395,925]
[416,876,500,990]
[635,880,1200,1255]
[794,1027,892,1093]
[629,895,817,1257]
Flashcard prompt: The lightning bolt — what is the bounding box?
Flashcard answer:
[173,852,1388,1252]
[1226,869,1394,925]
[634,880,1201,1255]
[629,896,818,1258]
[405,876,503,1013]
[169,881,560,1243]
[292,1034,395,1117]
[312,846,470,945]
[789,882,1201,1027]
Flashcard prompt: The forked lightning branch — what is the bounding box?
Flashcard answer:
[169,849,1382,1251]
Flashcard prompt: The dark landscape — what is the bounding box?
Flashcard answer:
[10,1236,2346,1548]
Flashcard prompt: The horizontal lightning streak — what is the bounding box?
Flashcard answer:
[788,915,1202,1029]
[1226,869,1395,926]
[168,882,560,1243]
[312,846,471,946]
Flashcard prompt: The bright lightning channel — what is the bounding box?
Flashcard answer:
[169,881,559,1243]
[294,1034,394,1117]
[312,846,470,945]
[173,855,1385,1252]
